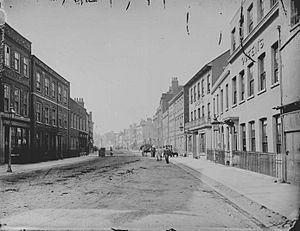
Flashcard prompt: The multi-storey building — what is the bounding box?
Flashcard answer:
[31,56,70,162]
[210,0,299,183]
[0,24,32,163]
[88,111,94,153]
[69,98,88,156]
[185,50,229,158]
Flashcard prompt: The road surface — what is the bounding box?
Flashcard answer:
[0,152,286,230]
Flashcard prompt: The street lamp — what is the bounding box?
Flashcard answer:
[7,106,15,172]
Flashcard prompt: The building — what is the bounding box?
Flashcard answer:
[209,0,300,183]
[69,98,88,156]
[185,50,229,159]
[0,24,32,163]
[30,56,70,162]
[87,111,94,153]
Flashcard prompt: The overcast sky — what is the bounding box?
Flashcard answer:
[4,0,240,134]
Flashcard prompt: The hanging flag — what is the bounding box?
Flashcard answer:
[126,1,131,11]
[218,31,222,45]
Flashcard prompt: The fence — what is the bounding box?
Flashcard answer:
[206,149,283,178]
[232,150,283,178]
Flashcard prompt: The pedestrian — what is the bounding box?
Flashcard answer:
[110,146,113,156]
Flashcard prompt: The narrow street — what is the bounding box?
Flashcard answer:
[0,151,281,230]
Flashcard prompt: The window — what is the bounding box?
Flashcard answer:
[258,0,265,21]
[207,103,211,119]
[201,79,204,96]
[36,103,42,122]
[198,108,200,119]
[191,111,193,121]
[190,88,193,103]
[194,85,196,102]
[52,108,56,126]
[270,0,278,8]
[240,13,244,41]
[194,110,196,121]
[14,52,20,72]
[58,86,62,101]
[59,112,62,127]
[225,84,229,109]
[240,71,245,101]
[220,89,224,113]
[23,92,29,117]
[213,98,216,116]
[241,124,246,151]
[248,4,253,33]
[14,88,20,114]
[232,77,237,105]
[4,84,10,112]
[261,118,268,152]
[249,121,256,151]
[51,82,56,98]
[44,106,49,124]
[5,44,10,67]
[232,125,238,151]
[272,42,279,84]
[258,53,266,91]
[291,0,300,26]
[207,75,210,93]
[45,78,50,96]
[23,57,29,77]
[197,82,200,99]
[216,94,219,115]
[248,63,254,96]
[274,115,281,153]
[231,27,236,51]
[64,114,68,128]
[202,105,204,118]
[36,72,41,92]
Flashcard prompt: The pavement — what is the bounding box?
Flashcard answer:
[0,152,99,178]
[170,156,300,223]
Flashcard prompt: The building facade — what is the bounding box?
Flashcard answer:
[69,98,89,156]
[0,24,32,163]
[185,50,229,159]
[31,56,70,162]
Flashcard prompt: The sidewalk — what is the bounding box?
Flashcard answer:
[170,157,300,222]
[0,153,99,178]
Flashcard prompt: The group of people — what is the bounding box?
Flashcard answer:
[141,144,174,164]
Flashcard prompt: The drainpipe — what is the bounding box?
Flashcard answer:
[277,25,287,183]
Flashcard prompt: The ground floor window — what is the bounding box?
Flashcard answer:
[10,127,29,154]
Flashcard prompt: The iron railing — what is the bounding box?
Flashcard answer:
[232,150,282,178]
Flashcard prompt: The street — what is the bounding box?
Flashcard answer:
[0,151,288,230]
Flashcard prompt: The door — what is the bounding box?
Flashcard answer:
[4,125,9,163]
[286,131,300,184]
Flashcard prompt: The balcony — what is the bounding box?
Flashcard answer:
[185,117,211,130]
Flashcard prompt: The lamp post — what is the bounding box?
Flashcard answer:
[7,106,15,172]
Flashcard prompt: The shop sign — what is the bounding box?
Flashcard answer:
[241,38,264,65]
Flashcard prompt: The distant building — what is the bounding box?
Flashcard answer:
[69,98,88,156]
[88,111,94,153]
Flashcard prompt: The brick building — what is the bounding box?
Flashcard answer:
[31,56,70,162]
[69,98,89,156]
[0,24,32,163]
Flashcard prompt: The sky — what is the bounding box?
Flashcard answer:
[4,0,241,134]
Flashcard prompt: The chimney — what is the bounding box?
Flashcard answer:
[171,77,179,93]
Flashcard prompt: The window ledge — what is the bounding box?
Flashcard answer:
[232,104,237,109]
[239,100,245,105]
[270,82,280,89]
[257,89,266,96]
[290,22,300,33]
[247,95,255,101]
